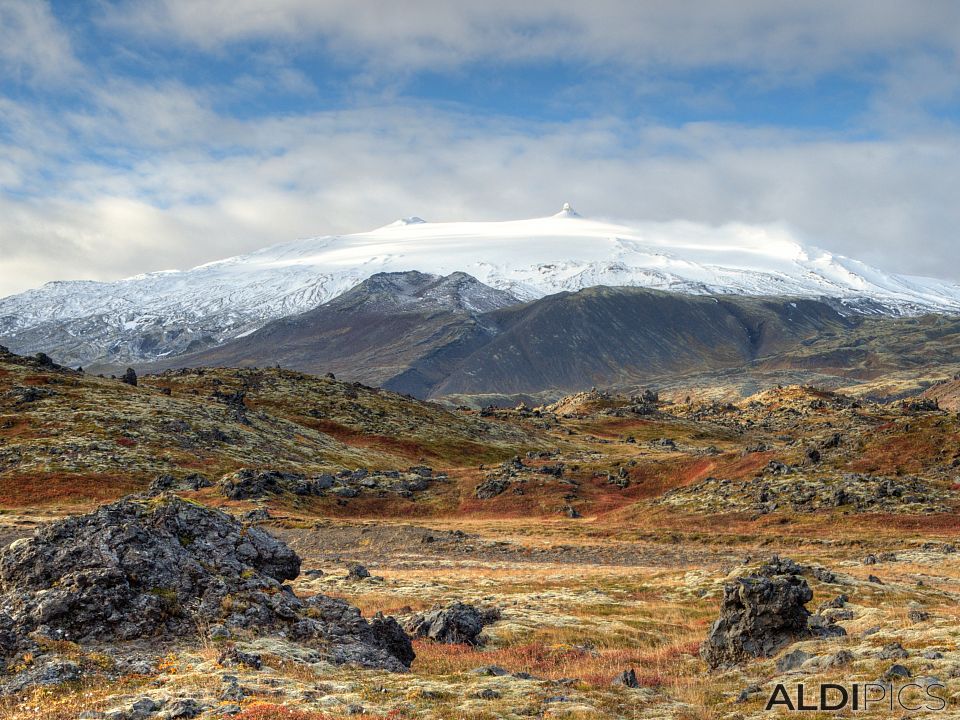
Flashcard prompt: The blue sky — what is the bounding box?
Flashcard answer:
[1,0,960,295]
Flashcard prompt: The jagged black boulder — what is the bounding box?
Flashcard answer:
[702,557,827,669]
[0,495,413,675]
[404,601,501,646]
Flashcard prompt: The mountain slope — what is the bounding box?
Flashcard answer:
[3,206,959,368]
[0,344,538,506]
[156,276,860,401]
[154,271,514,395]
[430,288,859,397]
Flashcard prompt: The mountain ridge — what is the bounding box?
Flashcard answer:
[3,206,960,368]
[148,272,862,402]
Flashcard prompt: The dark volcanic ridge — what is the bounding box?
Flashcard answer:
[143,272,869,401]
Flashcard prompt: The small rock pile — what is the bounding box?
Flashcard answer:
[474,456,574,499]
[218,469,334,499]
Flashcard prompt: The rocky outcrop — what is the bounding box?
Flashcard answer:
[217,469,332,499]
[474,455,576,500]
[701,557,845,669]
[218,467,440,501]
[149,473,212,493]
[0,495,413,682]
[474,477,510,499]
[404,602,501,646]
[659,472,951,515]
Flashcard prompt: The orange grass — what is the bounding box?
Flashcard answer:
[0,472,143,507]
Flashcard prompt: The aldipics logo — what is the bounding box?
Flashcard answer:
[765,682,948,712]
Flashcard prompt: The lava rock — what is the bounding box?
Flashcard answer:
[612,668,640,688]
[218,469,317,500]
[149,473,212,494]
[474,477,510,499]
[404,602,501,646]
[776,649,812,673]
[701,557,842,669]
[883,664,912,680]
[346,563,370,580]
[878,642,909,660]
[0,495,415,686]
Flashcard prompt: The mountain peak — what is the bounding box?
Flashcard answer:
[331,271,519,315]
[387,216,427,227]
[554,202,581,218]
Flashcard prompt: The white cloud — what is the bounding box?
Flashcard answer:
[107,0,960,78]
[1,96,959,297]
[2,2,959,298]
[0,0,82,83]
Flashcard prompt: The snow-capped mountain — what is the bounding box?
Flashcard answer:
[2,204,959,368]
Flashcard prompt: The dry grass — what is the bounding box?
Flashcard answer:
[236,704,408,719]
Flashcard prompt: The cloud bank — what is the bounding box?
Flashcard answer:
[0,1,958,296]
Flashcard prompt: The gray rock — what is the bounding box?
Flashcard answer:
[702,557,840,669]
[818,594,848,612]
[217,469,323,500]
[807,614,846,638]
[611,668,639,688]
[801,649,855,671]
[405,602,501,646]
[217,647,262,670]
[3,657,82,693]
[810,566,836,583]
[470,665,509,676]
[207,624,231,640]
[776,649,812,673]
[346,563,370,580]
[0,495,299,648]
[883,664,912,680]
[219,682,245,702]
[878,642,909,660]
[826,649,855,667]
[159,699,201,719]
[131,697,162,715]
[0,495,415,689]
[475,477,510,499]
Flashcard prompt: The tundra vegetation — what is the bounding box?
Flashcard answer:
[0,346,959,718]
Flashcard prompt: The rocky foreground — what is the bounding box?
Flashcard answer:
[1,348,960,717]
[1,495,958,718]
[0,495,414,698]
